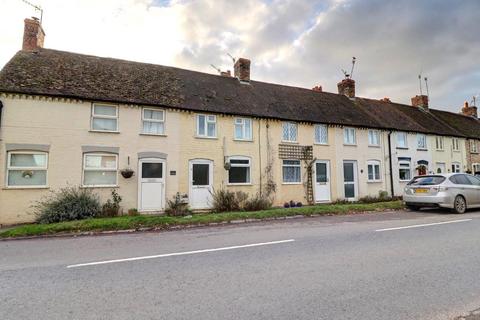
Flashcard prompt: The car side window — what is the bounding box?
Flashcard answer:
[467,175,480,186]
[449,176,458,184]
[454,174,472,185]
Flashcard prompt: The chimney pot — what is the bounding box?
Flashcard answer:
[337,78,355,98]
[380,97,391,102]
[461,100,478,118]
[411,95,429,110]
[22,17,45,51]
[234,58,250,82]
[312,85,322,92]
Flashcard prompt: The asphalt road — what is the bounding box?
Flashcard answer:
[2,209,480,320]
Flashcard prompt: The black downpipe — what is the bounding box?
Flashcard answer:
[0,100,3,130]
[387,131,395,197]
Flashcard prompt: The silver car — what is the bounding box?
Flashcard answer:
[403,173,480,213]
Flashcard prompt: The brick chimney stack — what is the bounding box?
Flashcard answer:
[411,95,429,110]
[461,101,478,118]
[337,78,355,98]
[234,58,250,82]
[22,17,45,51]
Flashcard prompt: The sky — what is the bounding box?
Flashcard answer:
[1,0,479,112]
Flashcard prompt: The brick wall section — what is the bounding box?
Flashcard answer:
[466,139,480,172]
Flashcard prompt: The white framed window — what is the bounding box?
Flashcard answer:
[452,138,460,151]
[142,108,165,135]
[344,127,356,145]
[435,136,444,150]
[451,162,461,173]
[6,151,48,187]
[396,132,408,148]
[234,118,252,140]
[367,160,381,182]
[471,140,478,153]
[473,163,480,174]
[282,159,301,183]
[196,114,217,138]
[282,122,298,142]
[314,124,328,144]
[83,153,118,187]
[417,134,427,150]
[91,103,118,132]
[368,130,380,146]
[399,161,411,181]
[228,156,251,184]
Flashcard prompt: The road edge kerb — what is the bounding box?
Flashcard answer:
[0,208,404,241]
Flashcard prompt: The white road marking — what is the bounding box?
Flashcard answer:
[67,239,295,268]
[375,219,472,232]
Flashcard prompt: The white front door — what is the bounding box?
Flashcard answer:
[436,162,446,174]
[138,158,165,212]
[189,159,213,209]
[314,160,331,202]
[343,160,358,201]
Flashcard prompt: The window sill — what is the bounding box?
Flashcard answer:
[282,182,302,185]
[368,145,380,148]
[195,136,218,140]
[140,133,167,137]
[396,147,409,150]
[417,148,428,151]
[343,143,357,146]
[281,141,299,144]
[314,143,329,146]
[3,186,49,190]
[233,139,253,142]
[435,149,445,152]
[81,185,119,189]
[89,130,120,134]
[367,180,382,183]
[227,183,253,186]
[453,150,460,152]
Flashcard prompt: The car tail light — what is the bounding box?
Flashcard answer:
[432,185,448,192]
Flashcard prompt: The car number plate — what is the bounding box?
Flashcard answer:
[414,188,429,193]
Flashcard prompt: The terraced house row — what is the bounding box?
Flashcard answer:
[0,18,480,224]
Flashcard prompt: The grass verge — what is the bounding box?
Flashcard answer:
[0,201,404,239]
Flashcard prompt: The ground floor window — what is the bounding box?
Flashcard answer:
[6,151,48,187]
[367,160,381,182]
[399,161,411,181]
[228,157,251,184]
[282,160,301,183]
[473,163,480,174]
[451,162,461,173]
[83,153,118,186]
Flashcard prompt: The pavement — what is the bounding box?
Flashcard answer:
[2,208,480,320]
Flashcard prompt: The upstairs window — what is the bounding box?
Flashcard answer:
[435,136,444,150]
[228,157,251,184]
[6,152,48,187]
[417,134,427,149]
[368,130,380,146]
[367,160,381,182]
[452,138,460,151]
[91,104,118,132]
[396,132,408,148]
[142,108,165,135]
[282,122,298,142]
[83,153,118,187]
[471,140,478,153]
[234,118,252,140]
[197,114,217,138]
[344,127,356,145]
[282,160,301,183]
[314,124,328,144]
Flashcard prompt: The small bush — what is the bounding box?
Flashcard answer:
[210,188,242,212]
[128,208,138,216]
[33,186,101,224]
[243,194,272,211]
[166,193,191,216]
[100,189,122,217]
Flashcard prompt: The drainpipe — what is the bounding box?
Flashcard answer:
[387,131,395,197]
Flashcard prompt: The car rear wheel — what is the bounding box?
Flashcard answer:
[407,205,420,211]
[452,195,466,214]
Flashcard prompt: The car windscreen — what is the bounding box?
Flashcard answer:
[407,176,446,186]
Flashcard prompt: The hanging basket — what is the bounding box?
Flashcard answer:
[120,168,134,179]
